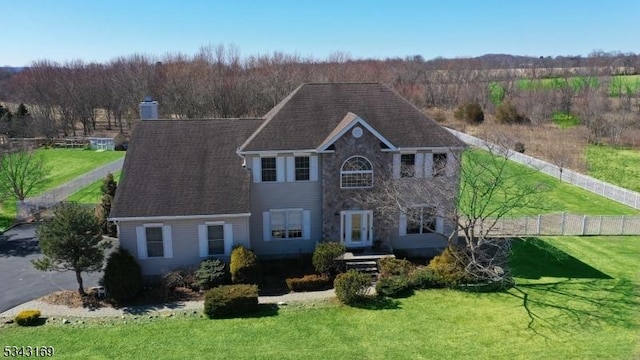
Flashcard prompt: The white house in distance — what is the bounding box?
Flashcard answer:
[109,83,464,276]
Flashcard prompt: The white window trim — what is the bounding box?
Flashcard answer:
[263,209,311,241]
[136,223,172,259]
[340,156,374,189]
[198,221,233,257]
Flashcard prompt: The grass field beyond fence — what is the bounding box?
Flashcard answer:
[67,171,122,204]
[2,235,638,359]
[0,149,125,230]
[586,145,640,193]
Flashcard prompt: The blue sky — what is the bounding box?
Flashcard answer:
[1,0,639,66]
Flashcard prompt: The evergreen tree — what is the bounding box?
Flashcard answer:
[32,203,110,295]
[99,173,118,236]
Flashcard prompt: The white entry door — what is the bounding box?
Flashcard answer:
[341,210,373,247]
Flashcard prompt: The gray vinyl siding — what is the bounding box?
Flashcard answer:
[117,217,250,276]
[248,155,323,256]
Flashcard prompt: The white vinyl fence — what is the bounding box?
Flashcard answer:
[17,158,125,219]
[476,213,640,237]
[448,129,640,210]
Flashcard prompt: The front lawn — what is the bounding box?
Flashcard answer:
[3,235,639,359]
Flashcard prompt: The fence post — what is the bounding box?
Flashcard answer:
[560,212,566,235]
[524,216,528,235]
[537,214,541,235]
[581,215,587,235]
[598,215,603,235]
[621,215,625,235]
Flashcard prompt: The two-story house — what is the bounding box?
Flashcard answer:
[109,83,464,276]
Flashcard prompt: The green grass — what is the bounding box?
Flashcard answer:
[0,149,125,230]
[462,149,638,216]
[552,112,580,128]
[609,74,640,97]
[67,171,122,204]
[3,235,639,359]
[586,145,640,192]
[36,149,124,193]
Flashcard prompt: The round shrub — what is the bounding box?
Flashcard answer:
[196,258,230,290]
[427,246,473,286]
[454,102,484,124]
[334,269,371,305]
[230,246,261,284]
[495,100,529,124]
[204,284,259,318]
[312,242,346,275]
[14,309,41,326]
[285,274,331,292]
[375,275,411,298]
[378,257,414,278]
[102,248,142,304]
[514,141,526,153]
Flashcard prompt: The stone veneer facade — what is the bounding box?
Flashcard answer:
[321,126,392,246]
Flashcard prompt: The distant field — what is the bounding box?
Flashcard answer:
[489,74,639,104]
[609,74,640,97]
[67,171,122,204]
[552,112,580,128]
[586,145,640,193]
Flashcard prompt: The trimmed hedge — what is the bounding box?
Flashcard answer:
[15,310,41,326]
[102,248,142,304]
[285,274,331,292]
[408,267,444,289]
[334,270,371,305]
[204,284,259,318]
[230,246,261,284]
[312,242,345,275]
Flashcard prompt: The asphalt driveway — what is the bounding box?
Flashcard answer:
[0,223,105,313]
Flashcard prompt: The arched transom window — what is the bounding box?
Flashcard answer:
[341,156,373,188]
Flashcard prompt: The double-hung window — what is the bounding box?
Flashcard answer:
[405,207,436,235]
[400,154,416,178]
[145,226,164,257]
[207,224,225,255]
[294,156,310,181]
[433,153,447,177]
[136,224,173,259]
[270,210,303,239]
[261,157,277,182]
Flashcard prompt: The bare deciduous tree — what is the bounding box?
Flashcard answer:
[0,150,51,202]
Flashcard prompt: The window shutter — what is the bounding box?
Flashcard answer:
[445,153,454,177]
[399,213,407,236]
[198,224,208,257]
[223,223,234,255]
[367,211,373,244]
[276,157,285,182]
[263,212,271,242]
[424,153,434,177]
[310,155,318,181]
[436,217,444,234]
[392,154,401,179]
[286,156,295,182]
[415,153,424,178]
[136,226,148,259]
[302,210,311,240]
[162,225,173,258]
[252,157,261,183]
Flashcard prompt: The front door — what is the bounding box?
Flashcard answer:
[341,210,373,247]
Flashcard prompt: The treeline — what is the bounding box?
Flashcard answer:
[1,45,639,143]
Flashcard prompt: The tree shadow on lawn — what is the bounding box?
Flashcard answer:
[507,238,638,335]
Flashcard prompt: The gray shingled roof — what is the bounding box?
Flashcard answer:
[240,82,464,151]
[110,119,263,219]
